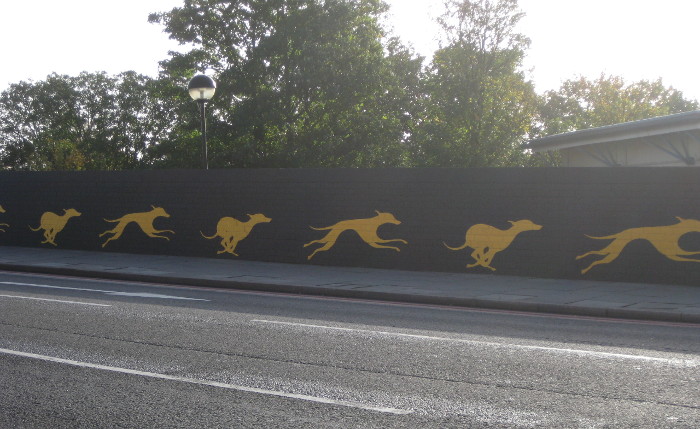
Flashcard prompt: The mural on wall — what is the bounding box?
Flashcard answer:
[5,168,700,287]
[100,205,174,248]
[0,205,8,232]
[29,208,81,246]
[304,210,408,260]
[201,213,271,256]
[444,220,543,271]
[577,217,700,274]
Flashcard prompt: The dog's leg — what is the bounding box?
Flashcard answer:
[305,230,341,253]
[481,261,497,272]
[576,250,610,260]
[468,252,496,271]
[481,251,498,271]
[367,242,401,252]
[218,248,239,256]
[217,237,233,254]
[665,254,700,262]
[229,238,241,256]
[101,234,118,248]
[43,230,57,246]
[580,253,622,274]
[466,248,484,268]
[99,229,118,238]
[372,238,408,245]
[303,239,323,248]
[467,260,495,271]
[579,239,630,273]
[307,241,336,260]
[101,225,127,247]
[146,233,171,241]
[151,229,175,234]
[304,233,336,248]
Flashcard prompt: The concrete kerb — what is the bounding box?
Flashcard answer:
[1,262,699,325]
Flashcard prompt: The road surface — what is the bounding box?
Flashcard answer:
[0,270,698,427]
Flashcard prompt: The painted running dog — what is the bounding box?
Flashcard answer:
[100,206,174,248]
[444,220,542,271]
[304,211,408,260]
[201,213,272,256]
[29,208,82,246]
[577,217,700,274]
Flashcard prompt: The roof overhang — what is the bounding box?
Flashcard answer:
[529,110,700,152]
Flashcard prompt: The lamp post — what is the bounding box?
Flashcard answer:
[188,74,216,169]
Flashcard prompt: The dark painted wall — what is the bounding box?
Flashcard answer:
[1,168,699,286]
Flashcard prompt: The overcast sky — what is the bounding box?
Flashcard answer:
[2,0,699,100]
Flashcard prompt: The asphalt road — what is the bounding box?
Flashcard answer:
[0,270,698,428]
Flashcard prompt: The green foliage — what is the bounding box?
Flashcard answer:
[2,0,698,171]
[411,0,537,167]
[149,0,422,168]
[0,72,178,170]
[540,74,699,136]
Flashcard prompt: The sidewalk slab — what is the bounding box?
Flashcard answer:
[0,246,699,324]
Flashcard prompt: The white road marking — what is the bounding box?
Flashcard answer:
[253,320,700,367]
[0,348,411,415]
[0,294,110,307]
[0,281,209,301]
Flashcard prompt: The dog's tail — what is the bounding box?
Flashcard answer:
[443,241,468,251]
[28,224,42,232]
[201,230,218,240]
[103,217,121,223]
[584,233,618,240]
[309,225,333,231]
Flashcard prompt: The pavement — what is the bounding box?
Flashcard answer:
[0,246,699,324]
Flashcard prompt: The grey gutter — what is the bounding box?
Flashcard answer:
[529,110,700,152]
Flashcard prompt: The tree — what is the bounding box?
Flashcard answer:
[410,0,538,167]
[539,75,699,136]
[0,75,83,170]
[149,0,423,168]
[0,72,178,170]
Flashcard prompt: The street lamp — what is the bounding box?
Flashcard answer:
[188,74,216,169]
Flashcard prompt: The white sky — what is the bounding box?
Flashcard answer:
[2,0,699,100]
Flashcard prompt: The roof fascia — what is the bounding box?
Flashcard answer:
[530,111,700,152]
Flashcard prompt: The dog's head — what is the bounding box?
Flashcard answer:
[150,205,170,218]
[509,219,542,231]
[375,210,401,225]
[248,213,272,224]
[676,217,700,231]
[64,208,82,217]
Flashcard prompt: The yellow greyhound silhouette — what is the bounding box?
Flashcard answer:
[100,205,174,248]
[577,217,700,274]
[0,205,8,232]
[304,211,408,260]
[201,213,271,256]
[444,220,542,271]
[29,208,81,246]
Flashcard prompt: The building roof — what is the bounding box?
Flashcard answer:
[529,110,700,152]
